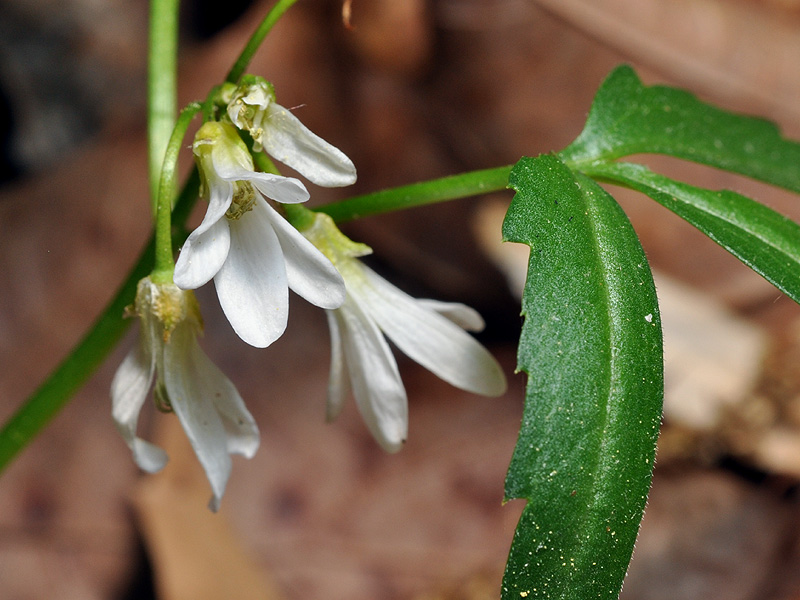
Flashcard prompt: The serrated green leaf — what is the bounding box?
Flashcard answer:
[585,161,800,305]
[560,65,800,193]
[501,154,663,600]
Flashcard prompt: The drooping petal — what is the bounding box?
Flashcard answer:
[162,323,233,512]
[207,380,260,459]
[262,103,357,187]
[174,177,233,289]
[336,298,408,452]
[214,200,289,348]
[110,338,168,473]
[325,310,349,422]
[262,201,345,309]
[356,266,507,397]
[176,322,258,456]
[415,299,486,332]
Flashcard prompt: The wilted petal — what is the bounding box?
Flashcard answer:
[263,202,345,309]
[110,340,168,473]
[163,323,233,512]
[262,103,357,187]
[215,200,289,347]
[325,310,349,422]
[416,299,486,332]
[336,298,407,452]
[358,266,507,397]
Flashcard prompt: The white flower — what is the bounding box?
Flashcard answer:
[111,277,259,511]
[304,214,508,452]
[226,77,357,187]
[174,121,346,348]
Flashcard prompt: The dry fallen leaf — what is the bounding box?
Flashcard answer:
[133,417,284,600]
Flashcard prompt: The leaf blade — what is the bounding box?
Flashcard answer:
[585,161,800,305]
[502,155,663,599]
[559,65,800,193]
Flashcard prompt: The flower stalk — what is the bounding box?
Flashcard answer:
[148,0,180,208]
[152,103,201,283]
[226,0,302,84]
[317,165,513,223]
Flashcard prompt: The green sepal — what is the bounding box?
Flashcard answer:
[501,154,663,599]
[560,65,800,193]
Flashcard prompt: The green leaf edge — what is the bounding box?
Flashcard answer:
[585,161,800,306]
[560,65,800,194]
[501,154,663,599]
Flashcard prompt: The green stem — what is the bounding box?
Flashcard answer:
[226,0,301,84]
[0,172,200,474]
[151,103,201,282]
[317,165,513,222]
[148,0,180,209]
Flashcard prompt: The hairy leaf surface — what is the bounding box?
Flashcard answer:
[502,154,663,599]
[586,161,800,305]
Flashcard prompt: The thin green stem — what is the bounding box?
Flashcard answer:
[152,103,201,282]
[317,165,513,223]
[226,0,301,84]
[148,0,180,209]
[251,148,280,175]
[0,172,200,475]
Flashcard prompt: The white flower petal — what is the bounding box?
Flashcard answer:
[215,157,311,205]
[207,382,260,459]
[110,339,168,473]
[197,174,236,235]
[163,323,232,512]
[325,310,349,422]
[248,173,310,205]
[416,299,486,332]
[357,266,507,397]
[174,216,231,289]
[215,200,289,347]
[176,324,259,458]
[262,202,345,309]
[337,298,407,452]
[263,103,357,187]
[174,174,234,288]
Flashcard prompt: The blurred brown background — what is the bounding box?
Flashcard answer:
[2,0,800,598]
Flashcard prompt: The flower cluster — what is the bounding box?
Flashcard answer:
[112,77,506,509]
[173,120,347,348]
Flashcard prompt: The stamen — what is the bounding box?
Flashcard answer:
[226,181,257,219]
[154,383,174,413]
